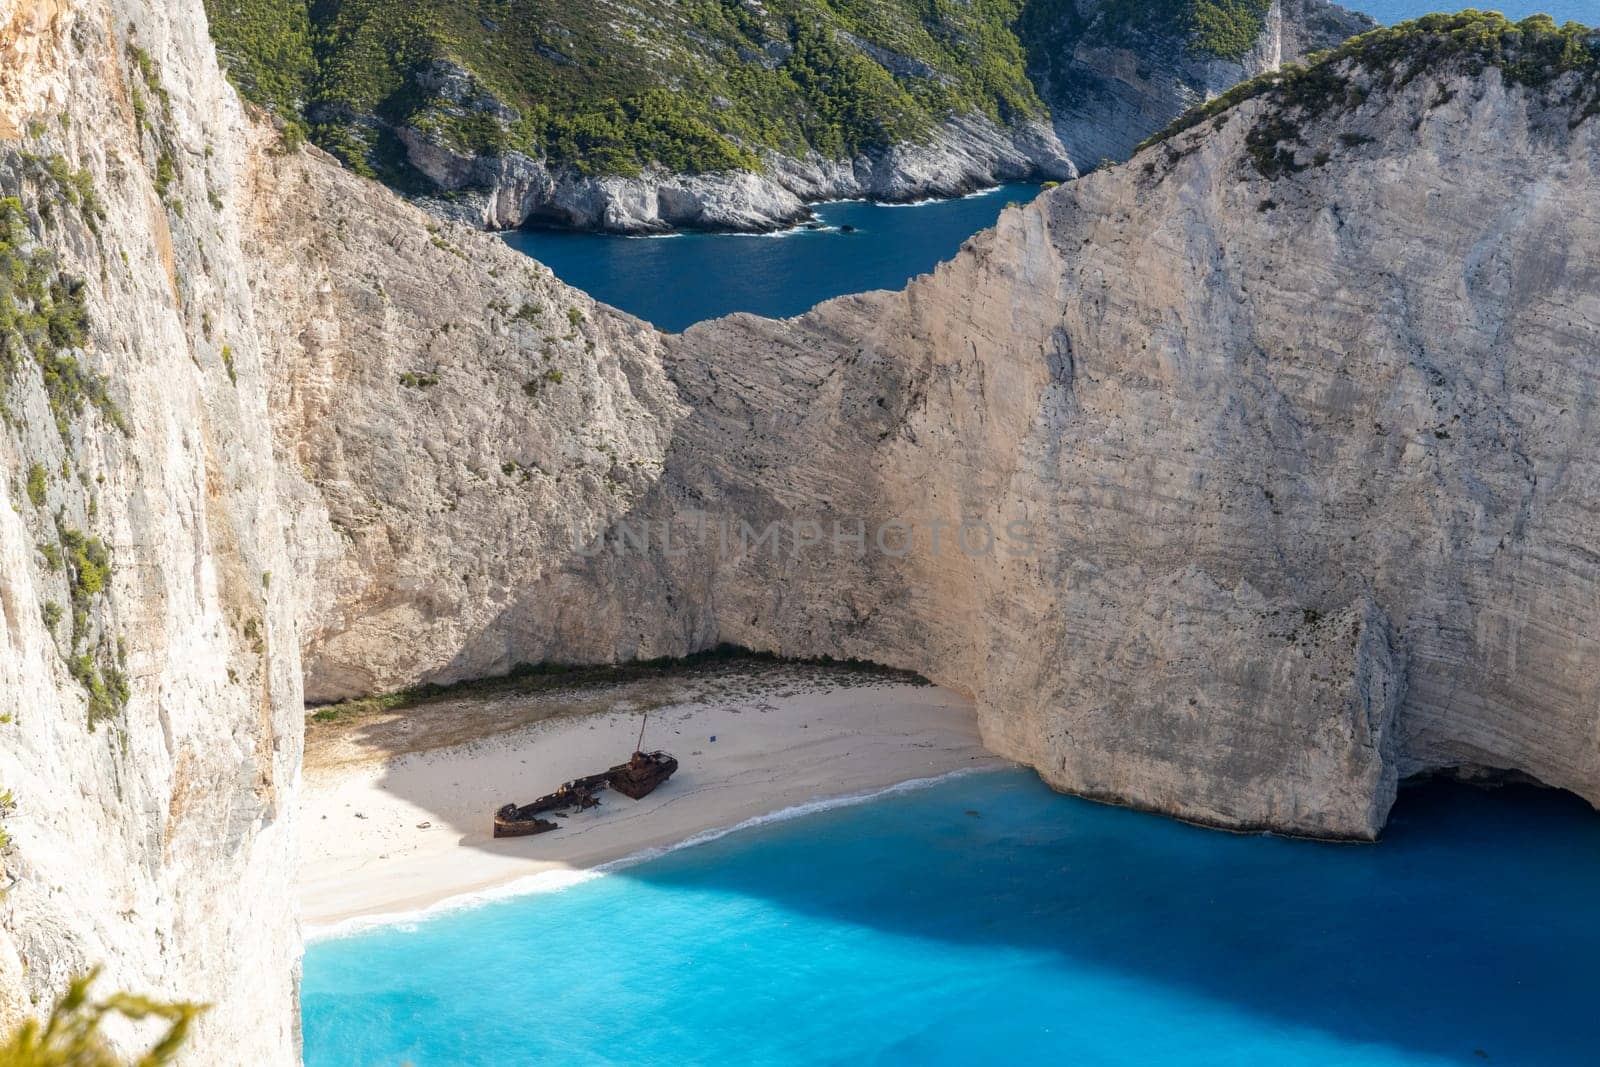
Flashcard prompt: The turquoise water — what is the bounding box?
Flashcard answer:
[1357,2,1592,23]
[303,768,1600,1066]
[502,184,1040,332]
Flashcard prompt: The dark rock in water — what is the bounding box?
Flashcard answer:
[839,224,856,233]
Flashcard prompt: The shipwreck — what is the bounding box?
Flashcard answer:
[493,714,679,837]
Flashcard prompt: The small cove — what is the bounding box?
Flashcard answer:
[502,183,1043,332]
[303,768,1600,1065]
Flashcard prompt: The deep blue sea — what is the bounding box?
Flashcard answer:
[303,768,1600,1066]
[1358,2,1592,23]
[502,184,1040,332]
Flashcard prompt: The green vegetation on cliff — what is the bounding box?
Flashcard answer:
[1187,0,1276,60]
[203,0,317,141]
[1145,11,1600,170]
[1021,0,1275,107]
[1,170,130,728]
[0,195,116,436]
[206,0,1050,180]
[1081,0,1277,62]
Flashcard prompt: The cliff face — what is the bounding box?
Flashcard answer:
[0,0,299,1060]
[656,52,1600,838]
[285,27,1600,844]
[246,133,688,701]
[1028,0,1376,167]
[652,43,1600,838]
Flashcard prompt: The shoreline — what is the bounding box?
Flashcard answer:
[304,765,1003,942]
[503,180,1033,242]
[297,669,1003,935]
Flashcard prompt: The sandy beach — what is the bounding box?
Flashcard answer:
[298,663,1003,933]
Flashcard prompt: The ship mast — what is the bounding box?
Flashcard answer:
[635,711,649,754]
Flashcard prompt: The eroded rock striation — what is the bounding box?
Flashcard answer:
[0,0,300,1060]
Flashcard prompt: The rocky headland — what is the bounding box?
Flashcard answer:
[203,0,1374,232]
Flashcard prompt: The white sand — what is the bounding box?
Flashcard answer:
[298,679,1002,932]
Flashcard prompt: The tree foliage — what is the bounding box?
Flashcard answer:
[202,0,316,139]
[0,971,200,1067]
[205,0,1052,179]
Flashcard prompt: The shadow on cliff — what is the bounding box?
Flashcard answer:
[586,771,1600,1064]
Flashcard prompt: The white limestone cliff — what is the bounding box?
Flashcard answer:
[275,49,1600,847]
[0,0,299,1060]
[418,111,1076,233]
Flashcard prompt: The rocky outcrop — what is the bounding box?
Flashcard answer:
[414,112,1073,233]
[278,36,1600,847]
[653,53,1600,838]
[311,0,1373,232]
[1001,580,1405,838]
[0,0,300,1061]
[1029,0,1376,168]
